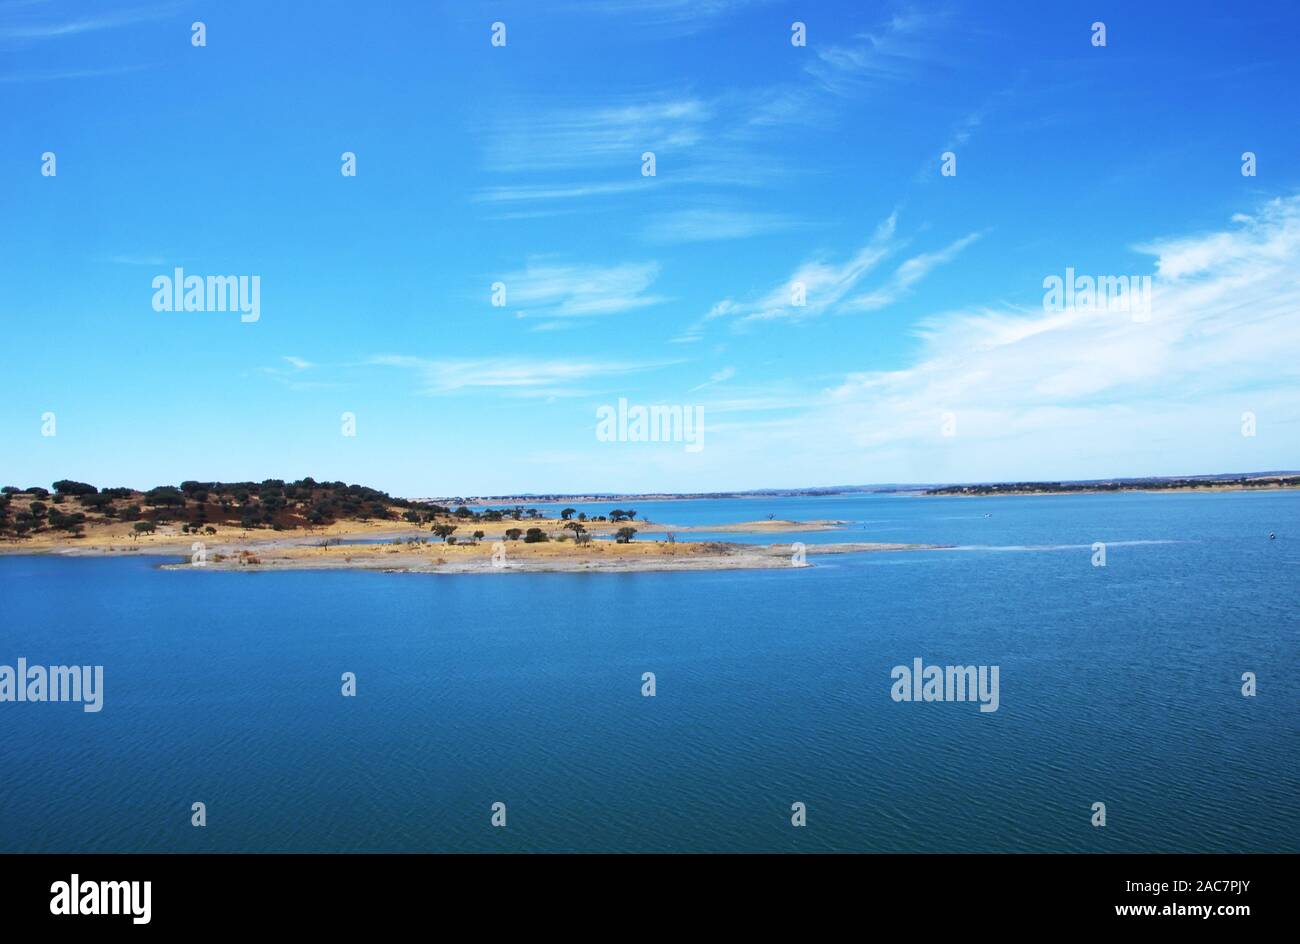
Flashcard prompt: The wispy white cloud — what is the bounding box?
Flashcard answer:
[256,356,338,391]
[689,366,735,392]
[562,0,775,36]
[475,180,652,205]
[843,231,983,311]
[947,107,985,148]
[805,10,942,96]
[641,208,802,244]
[0,63,154,83]
[696,213,900,331]
[0,3,179,40]
[495,258,667,321]
[474,94,724,209]
[483,98,711,174]
[691,216,981,334]
[369,355,675,398]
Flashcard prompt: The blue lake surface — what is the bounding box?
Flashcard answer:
[2,491,1297,852]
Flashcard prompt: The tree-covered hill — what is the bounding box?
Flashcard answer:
[0,478,441,539]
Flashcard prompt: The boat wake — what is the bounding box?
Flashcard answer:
[943,539,1184,553]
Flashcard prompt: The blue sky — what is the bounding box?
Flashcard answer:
[2,0,1298,495]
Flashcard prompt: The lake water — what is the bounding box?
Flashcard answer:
[2,491,1297,852]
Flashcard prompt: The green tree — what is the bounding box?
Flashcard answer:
[145,486,184,507]
[53,480,98,496]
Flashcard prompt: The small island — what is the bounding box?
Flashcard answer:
[0,479,935,573]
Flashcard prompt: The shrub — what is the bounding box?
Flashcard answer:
[49,511,86,532]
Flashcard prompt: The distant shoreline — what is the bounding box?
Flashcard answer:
[918,479,1300,498]
[414,473,1300,504]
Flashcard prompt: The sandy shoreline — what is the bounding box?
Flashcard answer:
[151,540,938,574]
[0,517,845,555]
[0,516,941,573]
